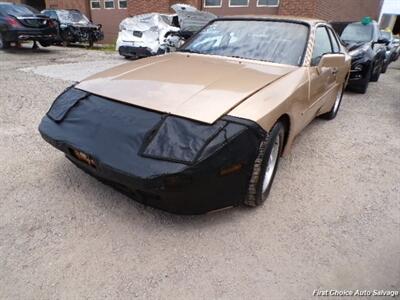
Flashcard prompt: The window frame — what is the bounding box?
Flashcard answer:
[257,0,279,7]
[104,0,115,9]
[229,0,249,7]
[118,0,127,9]
[326,26,341,53]
[90,0,101,10]
[203,0,222,8]
[311,25,334,66]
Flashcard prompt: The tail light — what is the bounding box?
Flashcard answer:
[5,16,22,28]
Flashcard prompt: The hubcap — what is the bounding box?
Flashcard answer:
[333,85,343,113]
[262,134,281,193]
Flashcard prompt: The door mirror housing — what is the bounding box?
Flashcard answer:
[318,53,345,69]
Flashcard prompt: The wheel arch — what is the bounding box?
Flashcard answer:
[274,113,291,156]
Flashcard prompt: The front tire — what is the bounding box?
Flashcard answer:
[244,122,285,207]
[39,41,52,47]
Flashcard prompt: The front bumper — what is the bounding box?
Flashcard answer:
[39,88,265,214]
[60,26,104,43]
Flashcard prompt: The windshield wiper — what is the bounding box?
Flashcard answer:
[178,49,202,54]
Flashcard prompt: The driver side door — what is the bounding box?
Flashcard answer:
[306,26,337,120]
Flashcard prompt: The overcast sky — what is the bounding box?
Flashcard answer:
[381,0,400,15]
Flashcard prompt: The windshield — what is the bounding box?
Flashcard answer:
[341,23,373,42]
[0,4,38,16]
[180,20,309,66]
[56,10,90,24]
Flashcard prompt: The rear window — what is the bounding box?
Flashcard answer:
[0,4,38,16]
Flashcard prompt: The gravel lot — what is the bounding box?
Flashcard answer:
[1,45,399,300]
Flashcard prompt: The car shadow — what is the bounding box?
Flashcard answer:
[2,43,55,54]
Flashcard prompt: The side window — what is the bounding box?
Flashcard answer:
[327,28,340,53]
[311,26,333,66]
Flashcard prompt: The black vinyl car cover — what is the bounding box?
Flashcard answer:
[39,87,267,213]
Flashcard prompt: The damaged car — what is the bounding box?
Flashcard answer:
[41,9,103,47]
[39,16,350,214]
[340,18,387,93]
[116,4,215,59]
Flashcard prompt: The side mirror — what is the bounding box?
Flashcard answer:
[318,53,345,69]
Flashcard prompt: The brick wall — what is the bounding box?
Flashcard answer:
[278,0,316,17]
[279,0,383,22]
[313,0,383,22]
[127,0,171,15]
[45,0,90,16]
[127,0,201,16]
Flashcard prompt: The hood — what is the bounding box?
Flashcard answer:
[76,53,296,124]
[343,41,369,52]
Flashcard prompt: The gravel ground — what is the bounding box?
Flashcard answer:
[0,45,399,300]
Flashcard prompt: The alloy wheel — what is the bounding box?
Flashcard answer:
[262,134,281,193]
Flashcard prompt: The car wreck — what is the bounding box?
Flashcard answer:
[116,4,216,59]
[39,16,350,214]
[41,9,104,47]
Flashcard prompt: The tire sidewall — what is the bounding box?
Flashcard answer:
[255,122,285,205]
[0,32,5,49]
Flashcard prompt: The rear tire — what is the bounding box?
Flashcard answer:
[0,32,10,49]
[244,122,285,207]
[39,41,52,47]
[320,84,344,120]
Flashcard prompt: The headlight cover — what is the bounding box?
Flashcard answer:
[47,87,88,122]
[140,117,227,165]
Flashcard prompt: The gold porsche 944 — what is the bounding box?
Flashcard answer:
[39,16,351,214]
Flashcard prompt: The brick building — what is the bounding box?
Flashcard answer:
[4,0,383,43]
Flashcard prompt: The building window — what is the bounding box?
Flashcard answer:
[90,0,101,9]
[257,0,279,7]
[118,0,127,9]
[204,0,222,7]
[104,0,115,9]
[229,0,249,7]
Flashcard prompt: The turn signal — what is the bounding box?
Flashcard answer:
[220,163,243,176]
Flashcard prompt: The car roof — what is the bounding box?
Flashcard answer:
[216,15,326,26]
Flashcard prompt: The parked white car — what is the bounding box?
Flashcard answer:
[116,4,215,59]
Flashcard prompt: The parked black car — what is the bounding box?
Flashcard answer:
[41,9,103,47]
[380,31,398,73]
[0,2,57,49]
[341,20,387,94]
